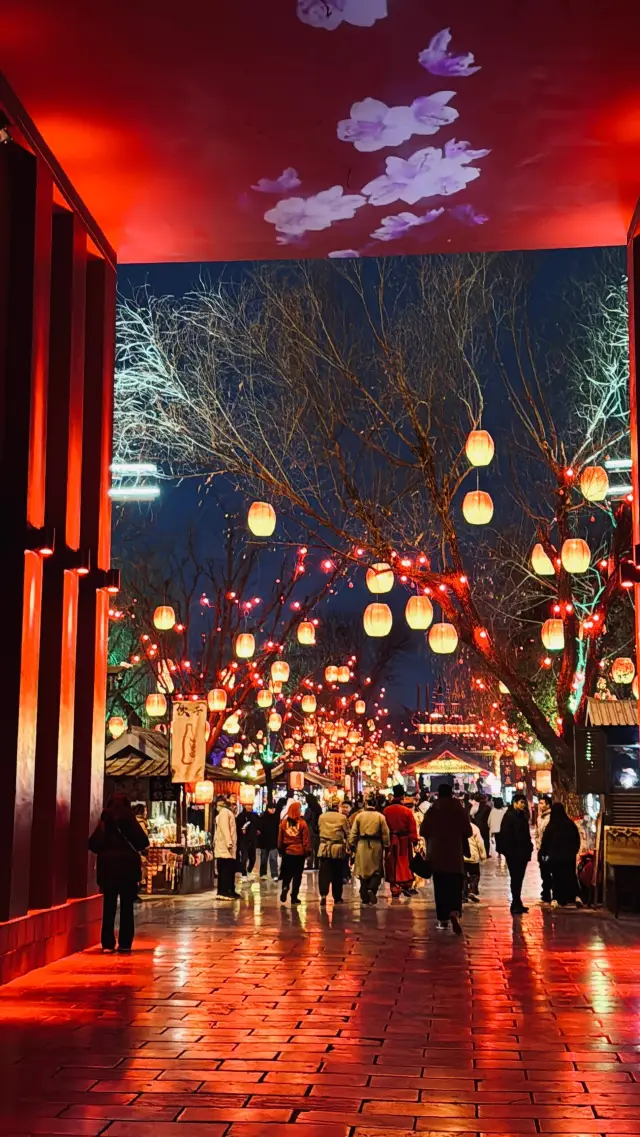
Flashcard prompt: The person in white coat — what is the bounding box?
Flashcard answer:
[488,796,507,863]
[463,821,487,902]
[214,797,239,899]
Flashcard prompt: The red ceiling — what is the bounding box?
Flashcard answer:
[2,0,640,263]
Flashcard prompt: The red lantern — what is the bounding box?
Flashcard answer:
[289,770,305,790]
[193,780,214,805]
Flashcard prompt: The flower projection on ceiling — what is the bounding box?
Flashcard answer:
[253,13,488,257]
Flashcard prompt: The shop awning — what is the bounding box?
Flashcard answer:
[586,700,638,727]
[105,730,170,778]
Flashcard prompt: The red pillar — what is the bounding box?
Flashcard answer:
[628,215,640,685]
[0,142,52,920]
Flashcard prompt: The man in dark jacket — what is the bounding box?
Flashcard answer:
[473,795,492,856]
[499,794,533,915]
[89,793,149,953]
[421,784,473,934]
[257,803,280,880]
[236,806,259,879]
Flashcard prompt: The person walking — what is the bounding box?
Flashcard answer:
[88,793,149,953]
[535,795,553,903]
[257,801,280,880]
[317,795,350,905]
[539,802,582,907]
[488,796,507,862]
[463,818,487,903]
[384,785,418,898]
[499,793,533,915]
[473,794,492,857]
[214,796,240,899]
[236,803,259,879]
[350,793,390,905]
[278,801,311,905]
[421,783,473,934]
[304,792,322,870]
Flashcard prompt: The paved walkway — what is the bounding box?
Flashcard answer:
[1,859,640,1136]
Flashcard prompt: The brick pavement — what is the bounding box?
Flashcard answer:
[1,859,639,1136]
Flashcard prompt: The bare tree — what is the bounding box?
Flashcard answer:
[114,254,631,790]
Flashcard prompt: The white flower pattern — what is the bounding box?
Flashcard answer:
[338,94,457,152]
[264,186,366,238]
[362,140,490,207]
[370,209,444,242]
[297,0,387,30]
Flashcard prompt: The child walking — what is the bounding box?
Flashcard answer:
[463,819,487,903]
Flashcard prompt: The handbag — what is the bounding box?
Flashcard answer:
[410,849,432,879]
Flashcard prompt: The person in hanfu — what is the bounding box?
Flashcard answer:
[383,785,418,898]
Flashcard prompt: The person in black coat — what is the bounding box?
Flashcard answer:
[498,794,533,915]
[236,806,260,878]
[473,795,492,856]
[257,803,280,880]
[539,803,582,906]
[88,793,149,952]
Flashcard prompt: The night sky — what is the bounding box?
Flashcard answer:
[116,247,625,711]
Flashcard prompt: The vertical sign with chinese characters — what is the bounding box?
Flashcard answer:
[171,700,207,783]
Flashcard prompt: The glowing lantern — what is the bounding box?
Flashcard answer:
[153,605,176,631]
[297,621,316,645]
[301,694,317,714]
[271,660,290,684]
[366,562,394,594]
[284,736,295,750]
[633,677,639,700]
[561,538,590,574]
[514,749,529,768]
[428,623,458,654]
[302,742,318,762]
[355,699,366,715]
[289,770,304,790]
[465,429,494,467]
[580,465,609,502]
[239,783,256,807]
[531,543,555,576]
[541,618,564,651]
[233,742,243,754]
[325,665,339,683]
[221,756,235,769]
[268,711,282,732]
[498,681,510,695]
[363,602,392,637]
[348,730,360,744]
[611,657,635,685]
[337,666,350,683]
[223,713,240,734]
[207,687,227,712]
[337,723,348,739]
[462,489,494,525]
[194,780,214,805]
[248,501,276,537]
[405,594,434,630]
[235,633,255,659]
[108,715,126,739]
[257,689,273,709]
[536,769,552,794]
[145,693,167,717]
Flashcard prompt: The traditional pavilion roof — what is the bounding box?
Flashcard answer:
[2,0,639,262]
[401,738,492,777]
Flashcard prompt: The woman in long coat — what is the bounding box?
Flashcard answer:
[383,785,418,898]
[350,794,390,905]
[88,793,149,952]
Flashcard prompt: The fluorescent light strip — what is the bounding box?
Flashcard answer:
[606,485,632,496]
[110,462,159,476]
[604,458,632,471]
[109,486,161,500]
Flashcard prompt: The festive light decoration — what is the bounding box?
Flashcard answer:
[465,429,495,467]
[514,749,529,768]
[257,689,273,708]
[337,666,350,683]
[235,632,256,659]
[462,489,494,525]
[145,693,167,717]
[223,713,240,734]
[207,688,227,712]
[284,737,295,750]
[561,538,590,574]
[541,618,564,651]
[289,770,304,789]
[405,594,434,630]
[247,501,276,536]
[633,677,639,699]
[366,562,394,594]
[302,742,318,761]
[271,660,290,683]
[363,602,392,637]
[194,780,214,805]
[108,715,126,739]
[268,711,282,732]
[611,657,636,684]
[153,605,176,631]
[297,620,316,645]
[355,699,366,715]
[531,543,555,576]
[536,769,552,794]
[580,465,609,502]
[498,681,510,695]
[301,694,317,714]
[239,783,256,806]
[325,665,339,683]
[428,622,458,654]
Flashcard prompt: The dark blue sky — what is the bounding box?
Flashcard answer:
[116,247,625,710]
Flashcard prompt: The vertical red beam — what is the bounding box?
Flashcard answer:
[628,231,640,691]
[0,144,52,921]
[30,211,87,910]
[68,256,115,899]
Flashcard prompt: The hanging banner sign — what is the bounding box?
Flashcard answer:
[171,700,207,783]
